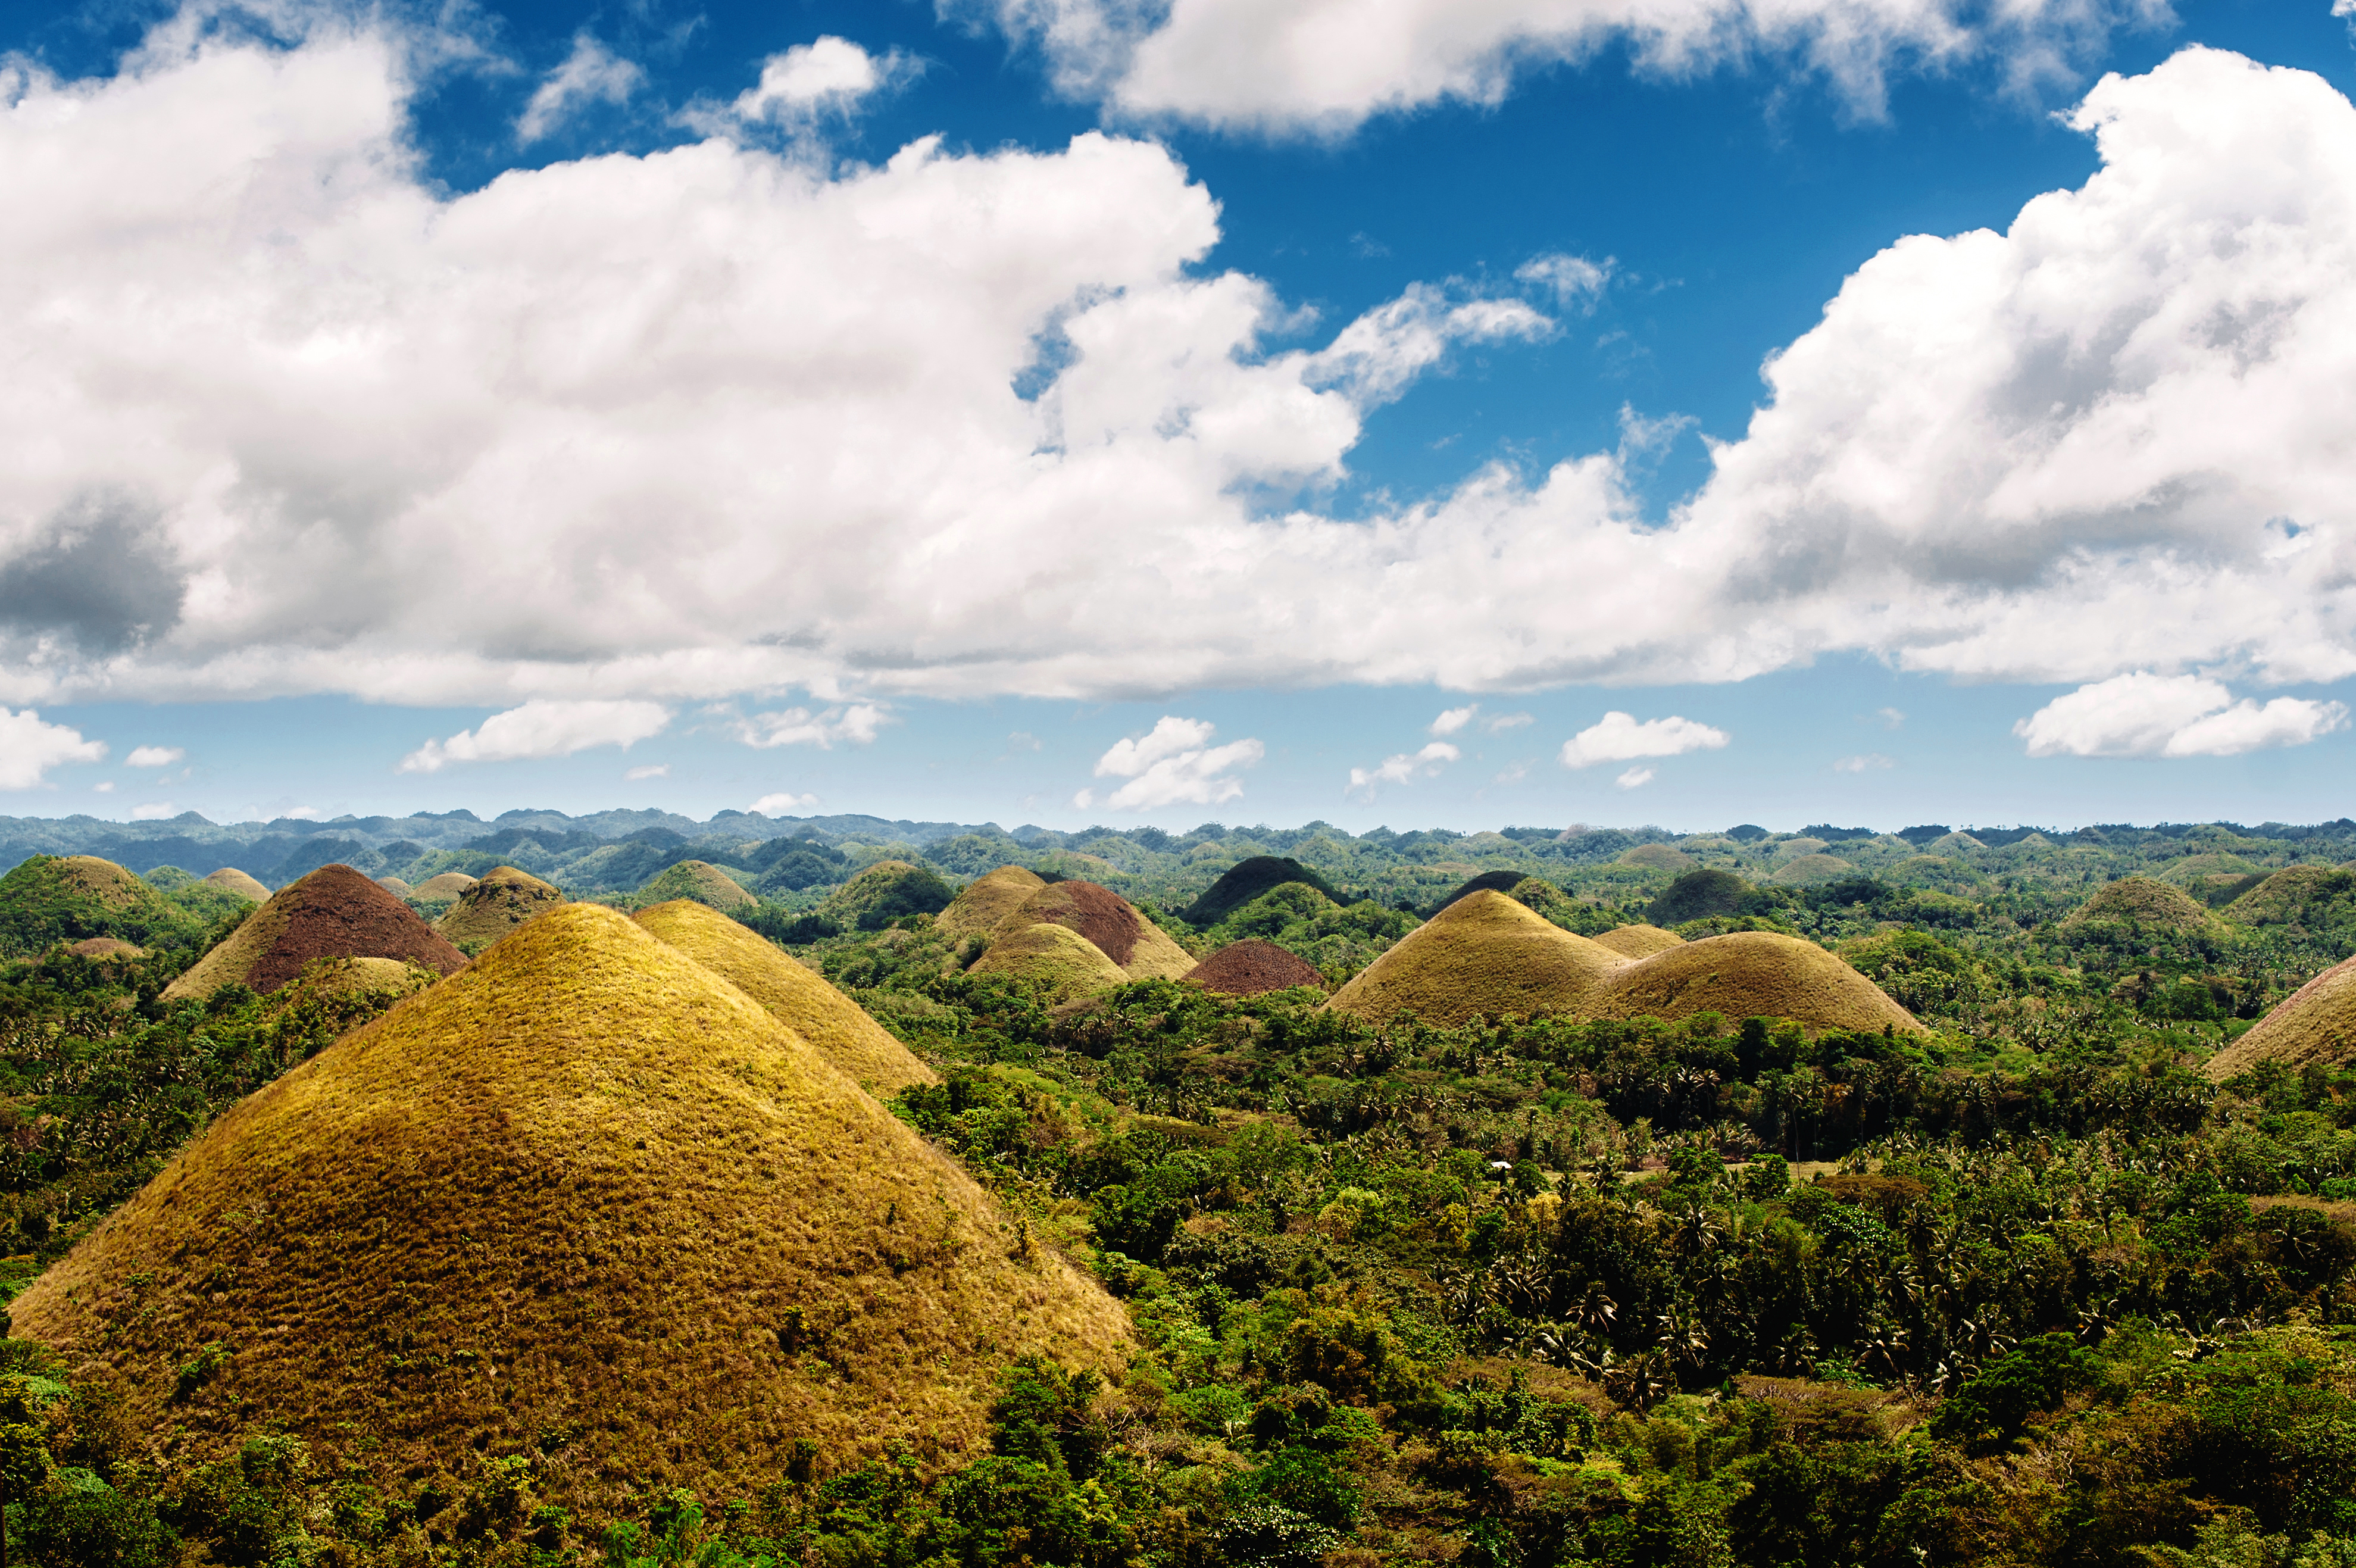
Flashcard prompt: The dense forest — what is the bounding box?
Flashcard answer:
[0,816,2352,1568]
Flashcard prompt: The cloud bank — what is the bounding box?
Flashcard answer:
[399,699,671,773]
[2014,674,2350,758]
[0,709,107,788]
[4,28,2354,723]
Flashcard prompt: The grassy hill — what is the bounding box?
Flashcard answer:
[1327,889,1623,1025]
[432,864,564,954]
[638,860,757,913]
[936,865,1047,941]
[994,881,1196,981]
[0,854,212,955]
[1589,930,1922,1035]
[163,864,467,1001]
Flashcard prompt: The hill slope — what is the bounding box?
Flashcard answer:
[1593,924,1685,960]
[1185,939,1324,995]
[432,864,564,954]
[163,865,467,1001]
[936,866,1048,941]
[0,855,202,954]
[1179,856,1343,925]
[995,881,1195,981]
[2204,952,2356,1080]
[1590,931,1921,1034]
[635,899,936,1095]
[2064,876,2221,935]
[203,867,270,902]
[637,860,756,913]
[967,921,1132,1002]
[1326,890,1624,1026]
[15,904,1128,1505]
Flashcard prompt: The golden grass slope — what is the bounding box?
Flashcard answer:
[1590,931,1922,1035]
[51,855,155,907]
[967,921,1132,1003]
[1593,924,1685,960]
[2226,864,2356,927]
[433,865,565,953]
[413,871,479,899]
[2205,952,2356,1080]
[937,866,1048,941]
[1326,890,1624,1026]
[1771,853,1855,886]
[2064,876,2222,935]
[204,867,270,901]
[15,904,1129,1507]
[163,866,467,1002]
[635,899,936,1095]
[989,881,1196,981]
[639,860,757,913]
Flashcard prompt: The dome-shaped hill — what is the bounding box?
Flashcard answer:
[433,865,564,954]
[1179,856,1342,925]
[1926,832,1985,855]
[1771,853,1855,886]
[376,875,414,897]
[67,936,143,961]
[163,865,467,1002]
[1649,869,1750,927]
[0,854,196,954]
[1185,939,1323,995]
[1593,924,1684,960]
[818,860,956,930]
[2225,864,2356,929]
[1774,838,1830,858]
[635,899,936,1095]
[14,904,1128,1505]
[1326,890,1624,1026]
[142,866,196,892]
[204,867,271,901]
[994,880,1195,980]
[1591,931,1921,1035]
[1617,844,1694,872]
[936,865,1046,941]
[2205,952,2356,1080]
[2064,876,2220,935]
[638,860,756,913]
[1431,869,1529,914]
[967,921,1132,1002]
[411,871,477,901]
[2160,852,2264,886]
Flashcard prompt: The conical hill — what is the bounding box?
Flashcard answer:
[634,899,936,1095]
[0,854,193,955]
[2204,952,2356,1081]
[1589,931,1921,1035]
[1326,890,1624,1026]
[14,904,1129,1504]
[638,860,755,913]
[413,872,478,900]
[2063,876,2220,935]
[992,880,1195,981]
[967,921,1131,1002]
[936,866,1046,941]
[162,865,467,1002]
[1592,924,1685,960]
[433,865,565,954]
[1185,939,1323,996]
[203,867,270,901]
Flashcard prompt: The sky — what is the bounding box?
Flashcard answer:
[2,0,2355,833]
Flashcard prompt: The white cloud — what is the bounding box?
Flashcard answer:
[4,34,2356,715]
[0,708,106,788]
[1347,739,1460,798]
[93,780,114,793]
[1091,716,1264,810]
[126,744,184,767]
[130,801,177,820]
[624,763,670,780]
[2014,673,2349,758]
[730,37,908,124]
[1876,708,1906,728]
[1615,766,1655,789]
[1516,253,1613,311]
[736,703,888,749]
[1430,704,1478,735]
[286,805,326,821]
[990,0,2152,133]
[1560,712,1730,769]
[517,33,642,143]
[1486,711,1532,731]
[399,699,670,773]
[1493,760,1532,784]
[751,791,820,813]
[1833,752,1894,772]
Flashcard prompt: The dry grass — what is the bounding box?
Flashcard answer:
[1185,940,1323,996]
[2226,864,2356,927]
[282,955,443,1002]
[1592,924,1684,960]
[202,867,271,902]
[1616,845,1693,872]
[1325,891,1624,1026]
[1591,932,1921,1035]
[53,857,159,908]
[376,877,415,898]
[936,866,1046,941]
[163,866,467,1002]
[413,872,480,899]
[968,922,1130,1002]
[639,861,757,913]
[1770,854,1855,886]
[2204,952,2356,1080]
[434,866,565,954]
[2064,876,2221,935]
[67,937,143,960]
[15,904,1129,1510]
[992,882,1195,981]
[635,899,936,1096]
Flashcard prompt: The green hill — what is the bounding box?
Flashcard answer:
[638,860,758,914]
[1179,856,1343,924]
[1327,889,1623,1026]
[0,854,208,955]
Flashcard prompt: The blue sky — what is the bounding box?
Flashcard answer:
[3,0,2355,832]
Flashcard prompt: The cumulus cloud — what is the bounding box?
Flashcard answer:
[1560,712,1730,769]
[1616,766,1655,789]
[0,708,107,788]
[6,31,2356,715]
[751,791,820,813]
[987,0,2154,132]
[624,763,669,780]
[2014,673,2350,758]
[736,704,888,749]
[1516,253,1613,310]
[517,33,642,143]
[1430,703,1532,736]
[126,745,185,767]
[732,37,909,123]
[130,801,177,820]
[1347,740,1460,798]
[399,699,670,773]
[1085,716,1264,810]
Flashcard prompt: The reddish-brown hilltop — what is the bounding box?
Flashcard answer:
[163,865,467,1001]
[1186,939,1323,996]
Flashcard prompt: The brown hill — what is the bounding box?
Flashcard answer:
[203,867,270,902]
[1326,890,1624,1026]
[433,865,565,954]
[936,866,1048,941]
[67,937,143,961]
[995,881,1196,980]
[634,899,936,1095]
[2204,953,2356,1080]
[1592,924,1685,960]
[967,922,1132,1002]
[14,904,1128,1507]
[1185,939,1323,996]
[1589,931,1921,1035]
[162,865,467,1001]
